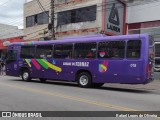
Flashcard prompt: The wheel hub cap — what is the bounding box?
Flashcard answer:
[23,72,29,80]
[80,75,88,86]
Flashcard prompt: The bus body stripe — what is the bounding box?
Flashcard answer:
[31,59,41,70]
[25,59,31,67]
[36,59,49,69]
[42,60,62,72]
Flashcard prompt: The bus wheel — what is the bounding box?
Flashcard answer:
[77,72,92,88]
[21,69,31,82]
[93,83,104,88]
[39,78,46,83]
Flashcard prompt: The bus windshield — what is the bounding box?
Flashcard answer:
[7,50,17,61]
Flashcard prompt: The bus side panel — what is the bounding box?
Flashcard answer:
[44,59,75,81]
[124,60,145,84]
[92,60,125,83]
[6,61,20,76]
[56,60,99,82]
[93,60,145,84]
[122,37,148,84]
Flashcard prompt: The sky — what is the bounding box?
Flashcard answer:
[0,0,25,29]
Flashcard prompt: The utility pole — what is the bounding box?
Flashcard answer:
[51,0,55,40]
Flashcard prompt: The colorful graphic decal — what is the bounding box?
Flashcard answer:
[52,60,56,64]
[21,42,35,45]
[43,60,62,72]
[99,61,108,73]
[25,59,31,67]
[99,52,106,58]
[31,59,41,70]
[36,59,49,69]
[25,59,62,72]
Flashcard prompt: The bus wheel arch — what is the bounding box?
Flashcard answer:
[76,70,92,88]
[20,67,31,82]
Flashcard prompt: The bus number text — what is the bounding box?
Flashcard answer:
[130,64,137,68]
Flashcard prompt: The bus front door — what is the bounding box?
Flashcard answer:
[6,50,19,76]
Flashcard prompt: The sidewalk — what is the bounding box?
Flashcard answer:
[104,80,160,91]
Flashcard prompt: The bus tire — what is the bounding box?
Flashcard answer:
[21,69,31,82]
[39,78,46,83]
[77,72,92,88]
[93,83,104,88]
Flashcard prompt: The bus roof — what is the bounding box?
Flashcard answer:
[10,34,149,46]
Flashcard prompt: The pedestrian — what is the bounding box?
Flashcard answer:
[0,61,5,75]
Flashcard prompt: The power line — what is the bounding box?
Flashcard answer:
[0,0,10,6]
[36,0,50,18]
[1,0,160,38]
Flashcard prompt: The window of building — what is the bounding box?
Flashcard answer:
[98,41,125,59]
[26,11,49,27]
[36,45,53,59]
[20,46,35,58]
[127,40,141,59]
[74,42,97,59]
[54,44,73,59]
[37,12,49,25]
[26,16,35,27]
[58,5,96,25]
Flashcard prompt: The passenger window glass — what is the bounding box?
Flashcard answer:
[74,43,96,59]
[36,45,53,59]
[98,41,125,59]
[7,50,17,61]
[127,40,141,58]
[54,44,72,59]
[20,46,35,58]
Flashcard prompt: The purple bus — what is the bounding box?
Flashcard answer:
[6,34,154,88]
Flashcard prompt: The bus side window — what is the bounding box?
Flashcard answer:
[54,44,73,59]
[127,40,141,59]
[20,46,35,59]
[74,42,96,59]
[98,41,125,59]
[112,48,119,58]
[36,45,53,59]
[86,51,94,58]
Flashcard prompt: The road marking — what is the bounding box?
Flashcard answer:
[0,83,141,111]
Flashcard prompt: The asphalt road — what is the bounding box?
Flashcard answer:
[0,75,160,120]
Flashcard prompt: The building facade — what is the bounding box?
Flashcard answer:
[0,24,23,58]
[55,0,126,39]
[126,0,160,41]
[0,24,23,39]
[24,0,50,40]
[24,0,126,40]
[24,0,160,41]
